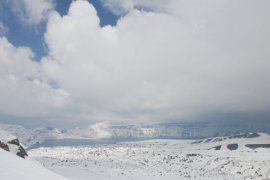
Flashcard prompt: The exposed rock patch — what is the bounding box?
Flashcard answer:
[245,144,270,149]
[0,138,28,158]
[0,141,9,151]
[227,143,238,150]
[8,138,20,146]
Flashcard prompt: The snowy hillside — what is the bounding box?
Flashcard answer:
[0,128,28,158]
[0,123,33,147]
[0,148,68,180]
[0,126,69,179]
[29,132,270,180]
[0,127,16,142]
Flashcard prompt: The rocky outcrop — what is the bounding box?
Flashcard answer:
[0,141,9,151]
[0,138,28,158]
[7,138,28,158]
[16,145,28,158]
[8,138,20,146]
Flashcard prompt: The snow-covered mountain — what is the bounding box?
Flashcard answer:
[110,121,270,139]
[1,121,270,148]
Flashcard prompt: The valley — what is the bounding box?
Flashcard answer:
[1,123,270,180]
[28,133,270,180]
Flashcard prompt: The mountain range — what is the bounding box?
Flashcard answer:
[1,120,270,148]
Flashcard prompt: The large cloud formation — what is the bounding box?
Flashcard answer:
[0,37,70,119]
[1,0,270,125]
[41,0,270,123]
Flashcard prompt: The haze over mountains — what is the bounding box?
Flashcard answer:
[1,120,270,149]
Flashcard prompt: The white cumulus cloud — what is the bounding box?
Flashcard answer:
[0,37,70,118]
[40,0,270,123]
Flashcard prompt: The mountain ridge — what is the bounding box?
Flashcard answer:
[1,121,270,148]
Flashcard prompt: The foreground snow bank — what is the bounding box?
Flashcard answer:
[0,149,68,180]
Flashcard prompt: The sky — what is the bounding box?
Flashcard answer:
[0,0,270,128]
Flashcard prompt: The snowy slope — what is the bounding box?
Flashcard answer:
[0,123,33,147]
[29,132,270,180]
[0,127,16,142]
[0,148,68,180]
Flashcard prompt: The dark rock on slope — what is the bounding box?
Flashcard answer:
[0,138,28,158]
[0,141,9,151]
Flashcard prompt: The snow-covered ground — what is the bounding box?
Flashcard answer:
[0,128,68,179]
[0,148,68,180]
[29,133,270,180]
[2,123,270,179]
